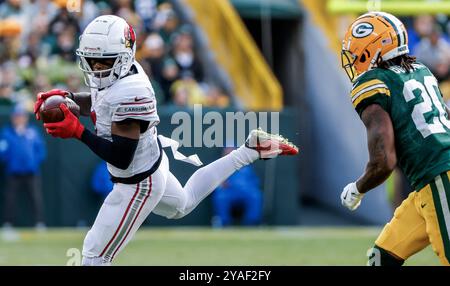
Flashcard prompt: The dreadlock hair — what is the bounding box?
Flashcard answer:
[378,54,417,72]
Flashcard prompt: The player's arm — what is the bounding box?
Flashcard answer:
[356,104,397,192]
[341,104,397,211]
[79,120,141,170]
[68,92,92,116]
[44,104,142,170]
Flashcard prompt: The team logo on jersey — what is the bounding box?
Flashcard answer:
[352,22,374,38]
[124,25,136,49]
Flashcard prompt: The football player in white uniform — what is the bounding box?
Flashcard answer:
[33,15,298,265]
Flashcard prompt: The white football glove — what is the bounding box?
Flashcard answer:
[340,182,364,211]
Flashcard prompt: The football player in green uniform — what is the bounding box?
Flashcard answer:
[340,12,450,266]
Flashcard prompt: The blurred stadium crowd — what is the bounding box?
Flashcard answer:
[0,0,230,113]
[405,14,450,99]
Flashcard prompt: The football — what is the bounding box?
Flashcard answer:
[39,95,80,123]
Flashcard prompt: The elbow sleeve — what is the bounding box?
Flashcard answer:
[80,130,139,170]
[110,134,139,169]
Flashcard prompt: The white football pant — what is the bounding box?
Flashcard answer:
[82,146,258,265]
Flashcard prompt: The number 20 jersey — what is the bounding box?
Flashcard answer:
[351,63,450,190]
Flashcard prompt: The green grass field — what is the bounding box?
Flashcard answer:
[0,227,441,266]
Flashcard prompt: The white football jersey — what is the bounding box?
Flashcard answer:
[90,61,161,178]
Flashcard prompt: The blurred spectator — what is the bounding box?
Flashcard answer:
[138,32,167,103]
[0,19,22,63]
[0,84,14,106]
[53,25,78,62]
[134,0,157,32]
[408,15,435,52]
[0,0,224,110]
[0,104,47,231]
[0,61,27,107]
[113,0,140,28]
[91,161,113,199]
[161,57,180,102]
[170,71,205,106]
[22,0,58,40]
[97,1,112,16]
[63,71,83,92]
[19,32,45,67]
[140,33,165,72]
[1,61,20,88]
[48,7,80,47]
[31,74,52,99]
[204,84,230,108]
[211,147,263,227]
[171,25,204,82]
[157,3,179,45]
[0,0,23,19]
[139,33,165,81]
[76,0,100,31]
[414,24,450,82]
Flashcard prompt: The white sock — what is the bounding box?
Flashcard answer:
[230,145,259,169]
[174,146,259,218]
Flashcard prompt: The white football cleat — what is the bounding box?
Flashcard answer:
[245,128,299,159]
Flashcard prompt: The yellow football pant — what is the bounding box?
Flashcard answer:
[375,171,450,265]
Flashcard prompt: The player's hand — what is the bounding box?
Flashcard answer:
[340,182,364,211]
[44,104,84,139]
[34,89,72,120]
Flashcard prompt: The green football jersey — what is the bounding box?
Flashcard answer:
[351,63,450,190]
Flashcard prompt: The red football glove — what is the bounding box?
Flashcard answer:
[34,89,71,120]
[44,104,84,139]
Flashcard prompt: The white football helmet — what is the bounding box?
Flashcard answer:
[76,15,137,89]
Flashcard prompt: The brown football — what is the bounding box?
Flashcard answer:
[39,95,80,123]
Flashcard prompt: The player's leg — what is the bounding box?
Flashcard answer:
[153,144,258,219]
[3,175,19,225]
[212,189,234,226]
[153,129,298,219]
[369,191,429,266]
[100,155,172,263]
[82,154,169,265]
[26,175,45,226]
[240,189,263,226]
[420,171,450,265]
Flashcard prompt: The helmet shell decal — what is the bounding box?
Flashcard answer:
[352,22,374,38]
[124,25,136,49]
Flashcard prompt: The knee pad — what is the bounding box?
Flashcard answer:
[367,245,404,266]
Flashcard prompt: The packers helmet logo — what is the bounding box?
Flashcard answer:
[352,22,374,38]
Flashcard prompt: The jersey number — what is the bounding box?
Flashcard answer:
[403,76,450,138]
